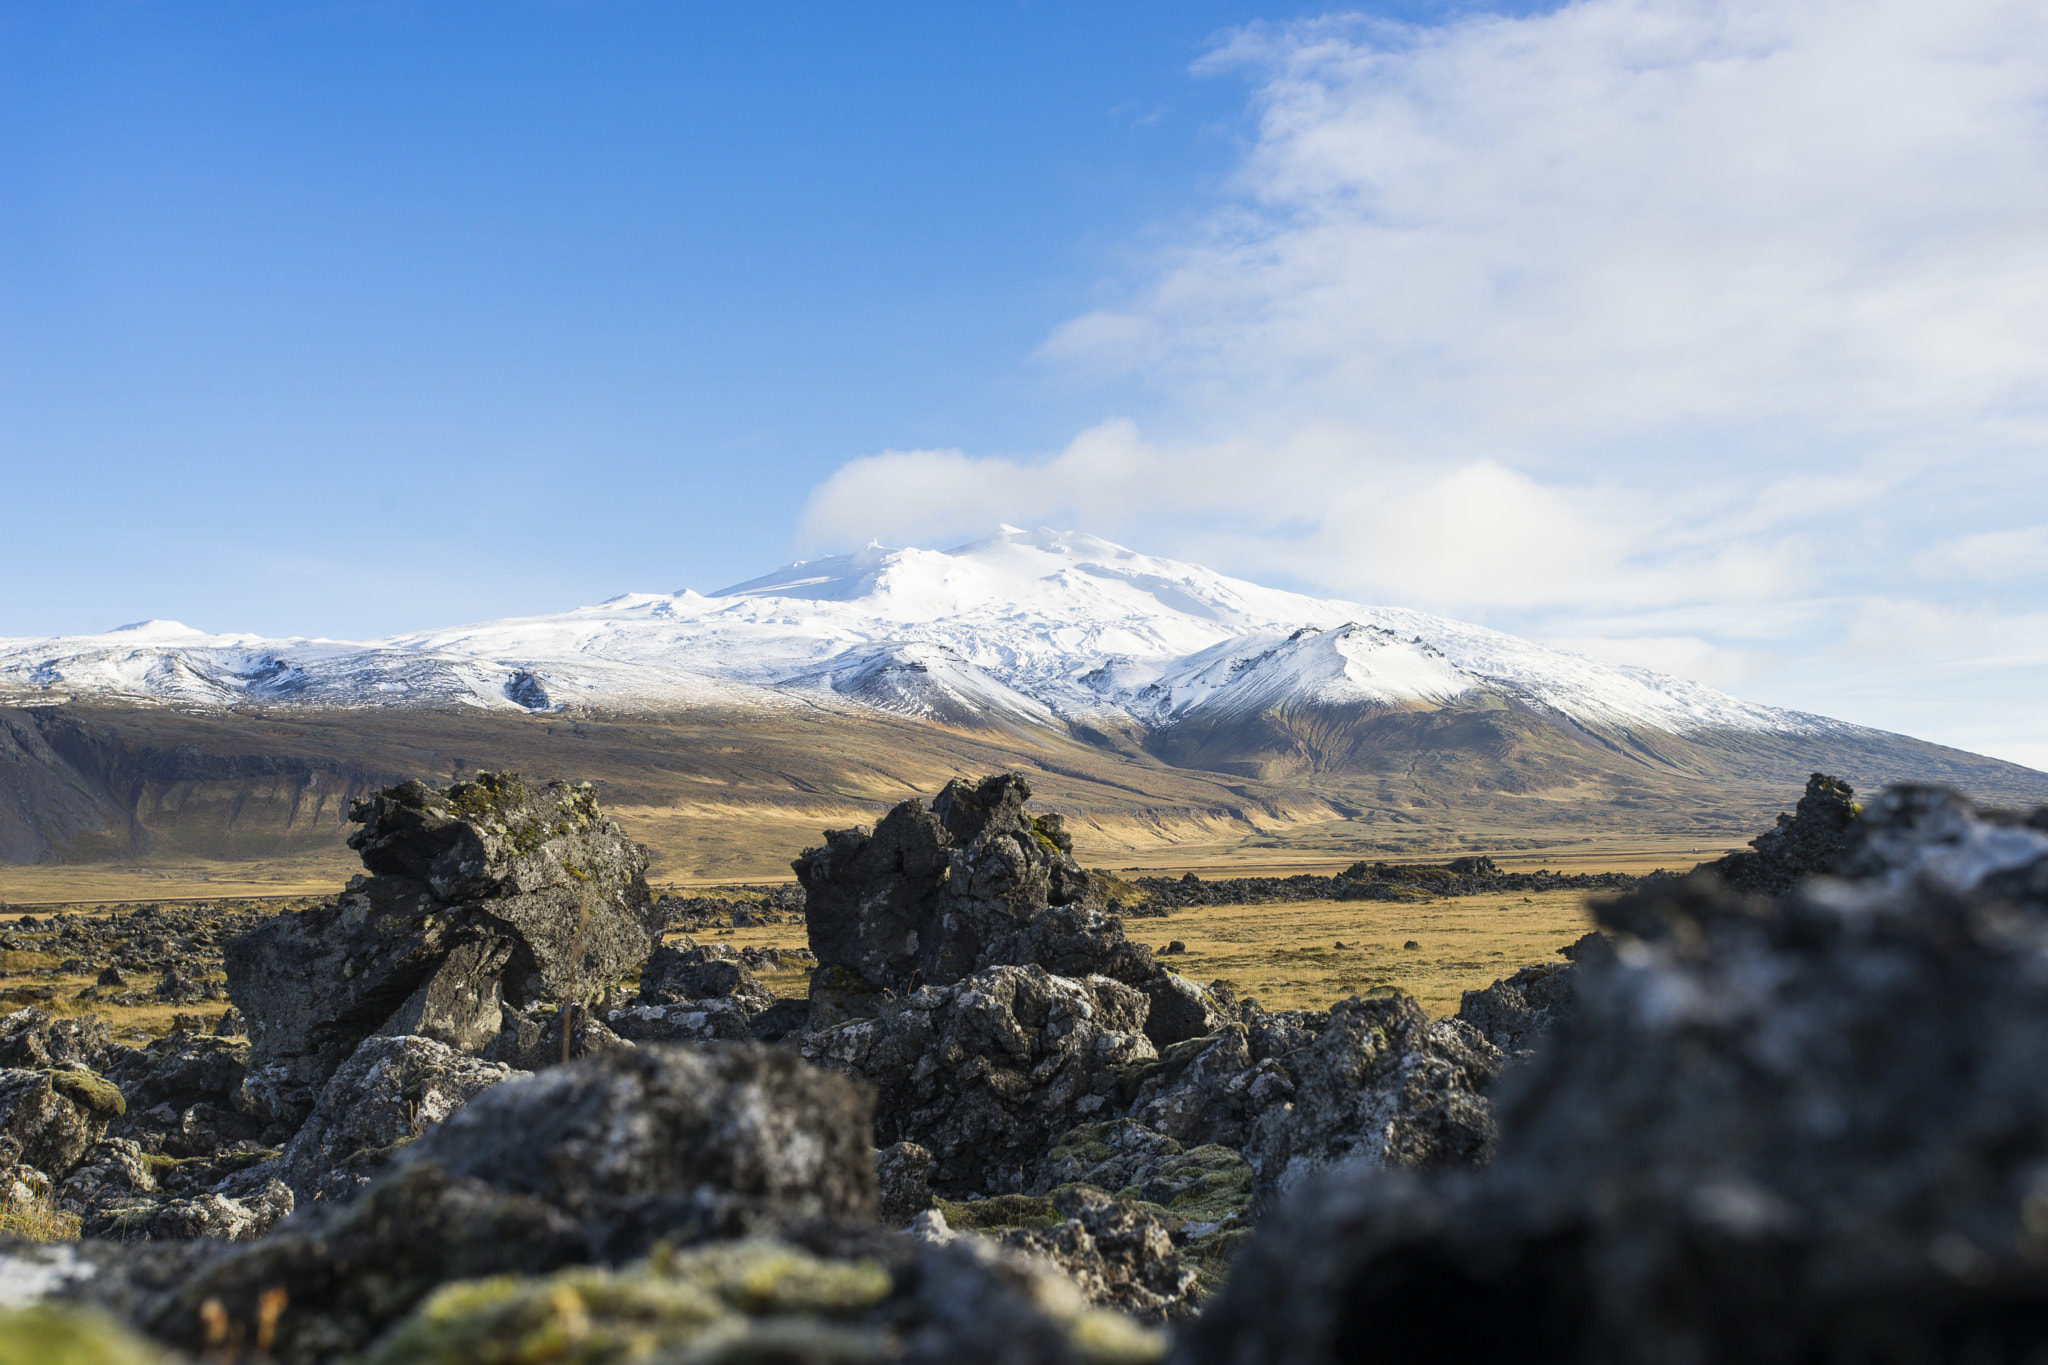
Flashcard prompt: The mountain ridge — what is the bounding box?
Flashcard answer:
[4,528,2043,881]
[0,526,1897,745]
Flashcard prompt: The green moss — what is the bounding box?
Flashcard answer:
[1029,813,1072,857]
[344,1135,415,1167]
[1181,1226,1255,1300]
[47,1067,125,1119]
[363,1267,726,1365]
[362,1239,892,1365]
[1145,1147,1253,1224]
[0,1306,175,1365]
[931,1194,1061,1232]
[657,1239,892,1314]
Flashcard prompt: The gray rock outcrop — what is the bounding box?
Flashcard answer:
[998,1185,1200,1325]
[799,964,1157,1197]
[1702,769,1860,894]
[637,940,775,1012]
[122,1042,886,1360]
[1243,994,1501,1217]
[0,1069,100,1178]
[874,1139,934,1225]
[794,774,1147,999]
[278,1033,523,1202]
[225,772,658,1126]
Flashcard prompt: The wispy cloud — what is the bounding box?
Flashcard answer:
[802,0,2048,765]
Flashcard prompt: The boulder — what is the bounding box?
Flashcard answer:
[116,1180,294,1243]
[606,998,757,1045]
[483,1001,634,1071]
[1454,959,1579,1059]
[54,1138,157,1215]
[1193,787,2048,1365]
[1137,973,1229,1049]
[998,1185,1199,1325]
[101,1033,249,1146]
[354,1228,1165,1365]
[794,774,1145,996]
[874,1140,934,1226]
[1036,1121,1252,1226]
[637,941,774,1011]
[0,1008,113,1072]
[398,1042,878,1237]
[797,965,1155,1197]
[1244,1008,1326,1065]
[138,1162,588,1358]
[0,1069,99,1178]
[224,772,658,1126]
[130,1043,881,1360]
[1122,1028,1296,1152]
[1244,993,1501,1217]
[278,1034,523,1203]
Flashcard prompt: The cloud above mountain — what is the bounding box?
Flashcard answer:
[801,0,2048,768]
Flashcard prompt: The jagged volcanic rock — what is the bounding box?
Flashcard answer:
[997,1185,1201,1325]
[1192,786,2048,1365]
[794,774,1146,999]
[224,771,658,1126]
[798,964,1156,1197]
[0,1069,101,1179]
[1702,770,1860,894]
[637,940,775,1012]
[277,1034,524,1203]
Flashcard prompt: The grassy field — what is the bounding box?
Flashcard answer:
[704,887,1603,1017]
[6,879,1607,1045]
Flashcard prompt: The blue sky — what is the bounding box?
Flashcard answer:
[5,1,2048,769]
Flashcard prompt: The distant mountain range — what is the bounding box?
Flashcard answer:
[2,528,2042,875]
[0,526,1893,737]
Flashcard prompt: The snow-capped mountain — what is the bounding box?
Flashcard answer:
[0,526,1856,746]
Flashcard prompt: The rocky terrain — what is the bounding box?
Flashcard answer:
[3,768,2047,1363]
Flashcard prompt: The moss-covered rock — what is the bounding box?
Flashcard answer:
[46,1068,124,1121]
[0,1305,175,1365]
[363,1236,1160,1365]
[933,1193,1062,1232]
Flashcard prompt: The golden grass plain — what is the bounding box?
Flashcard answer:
[707,886,1603,1017]
[6,880,1605,1047]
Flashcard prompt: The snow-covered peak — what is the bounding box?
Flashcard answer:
[106,619,211,639]
[0,528,1858,743]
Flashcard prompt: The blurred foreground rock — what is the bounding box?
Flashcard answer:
[1194,783,2048,1364]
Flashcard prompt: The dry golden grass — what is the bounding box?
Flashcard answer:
[703,887,1604,1018]
[0,857,351,905]
[6,877,1602,1040]
[0,912,244,1045]
[0,1193,82,1243]
[1132,889,1602,1016]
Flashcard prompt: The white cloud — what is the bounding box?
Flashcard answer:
[1047,0,2048,461]
[1913,526,2048,581]
[802,0,2048,764]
